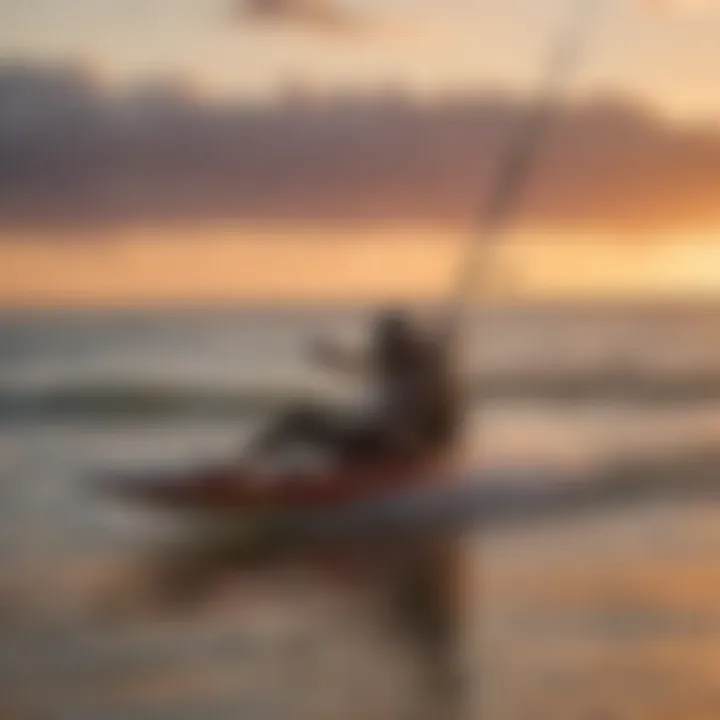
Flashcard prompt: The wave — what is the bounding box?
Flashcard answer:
[3,366,720,423]
[0,384,318,423]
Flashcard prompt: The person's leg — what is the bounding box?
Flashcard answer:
[246,403,333,458]
[248,404,354,464]
[334,408,420,461]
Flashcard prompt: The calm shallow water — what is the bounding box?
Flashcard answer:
[2,305,720,719]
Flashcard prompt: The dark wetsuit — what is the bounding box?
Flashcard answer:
[412,334,461,450]
[249,312,461,463]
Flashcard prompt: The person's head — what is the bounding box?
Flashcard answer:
[373,307,415,357]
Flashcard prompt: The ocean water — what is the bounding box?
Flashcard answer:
[2,303,720,719]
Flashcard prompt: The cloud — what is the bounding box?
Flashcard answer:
[233,0,360,33]
[230,0,461,50]
[1,63,719,232]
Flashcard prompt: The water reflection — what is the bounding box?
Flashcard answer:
[110,518,477,719]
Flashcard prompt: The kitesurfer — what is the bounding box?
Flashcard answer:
[246,307,461,468]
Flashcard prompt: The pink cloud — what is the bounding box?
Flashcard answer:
[233,0,360,33]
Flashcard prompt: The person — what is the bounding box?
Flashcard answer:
[245,308,461,468]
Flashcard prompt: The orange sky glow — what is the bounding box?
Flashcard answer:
[1,0,719,304]
[2,224,720,306]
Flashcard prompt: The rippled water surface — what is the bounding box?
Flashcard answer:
[3,305,720,719]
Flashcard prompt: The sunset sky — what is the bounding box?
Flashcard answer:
[1,0,719,305]
[1,0,719,118]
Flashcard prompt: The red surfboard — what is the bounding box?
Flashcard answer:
[95,451,451,515]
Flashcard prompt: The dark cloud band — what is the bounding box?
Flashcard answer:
[1,62,719,231]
